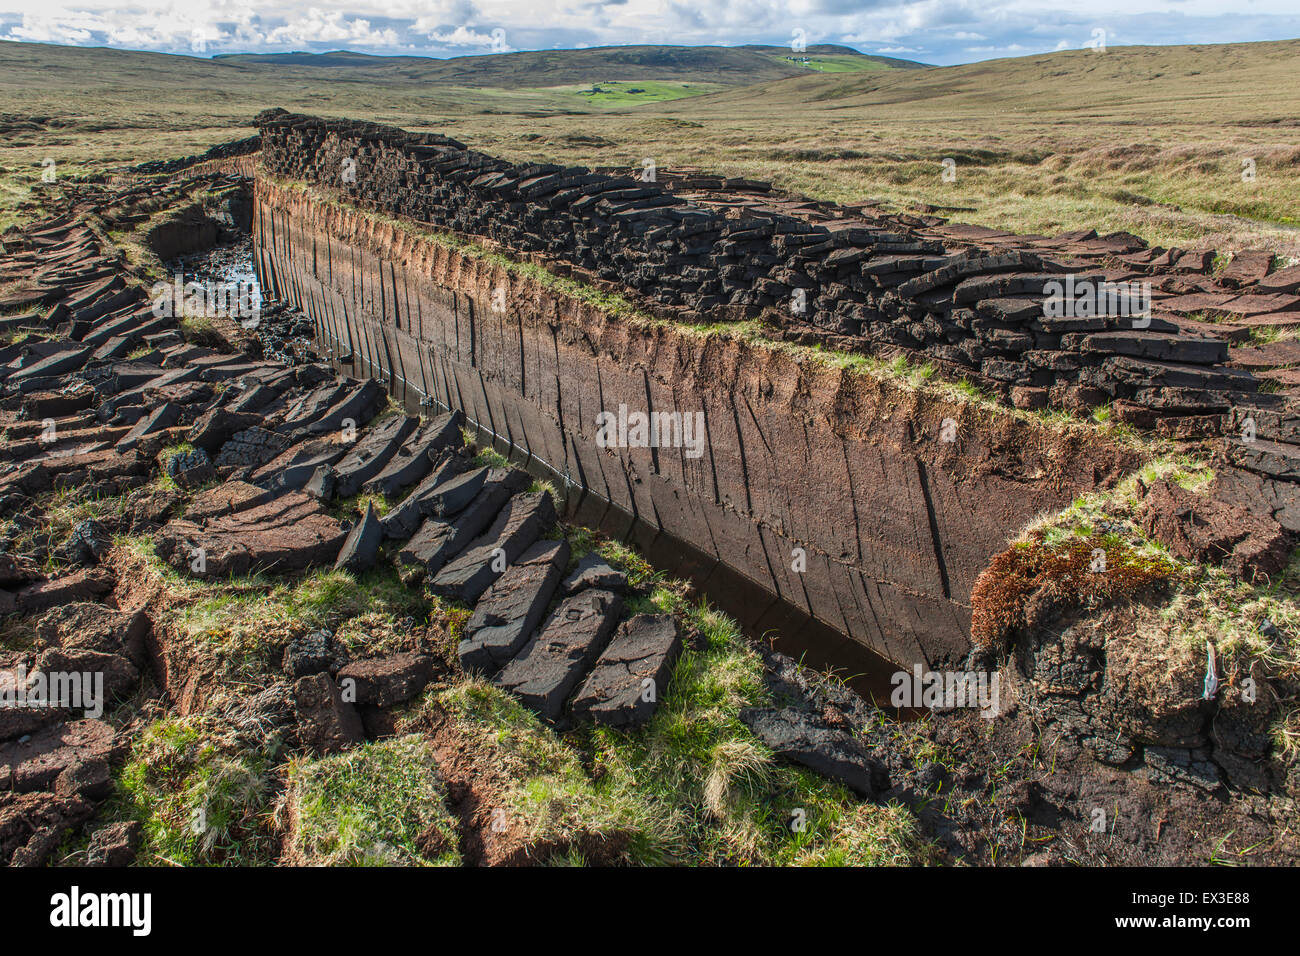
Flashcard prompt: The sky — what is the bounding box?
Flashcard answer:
[0,0,1297,66]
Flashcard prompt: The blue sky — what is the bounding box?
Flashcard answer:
[0,1,1297,66]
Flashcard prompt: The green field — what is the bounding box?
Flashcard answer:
[767,54,896,73]
[566,79,722,107]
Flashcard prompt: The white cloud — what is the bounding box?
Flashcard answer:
[0,0,1295,65]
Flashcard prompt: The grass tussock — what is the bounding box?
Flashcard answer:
[168,566,432,684]
[284,735,460,866]
[979,454,1300,767]
[110,714,282,866]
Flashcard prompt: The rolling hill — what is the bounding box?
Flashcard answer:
[213,44,922,87]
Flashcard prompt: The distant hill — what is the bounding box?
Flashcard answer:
[213,44,926,87]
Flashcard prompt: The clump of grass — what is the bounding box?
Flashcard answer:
[169,566,430,683]
[178,314,223,348]
[433,681,673,863]
[111,714,281,866]
[991,452,1300,767]
[972,457,1215,653]
[155,441,197,491]
[285,735,460,866]
[329,490,391,520]
[470,443,511,470]
[527,476,560,501]
[5,486,130,573]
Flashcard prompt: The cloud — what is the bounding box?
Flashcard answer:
[422,25,510,50]
[0,0,1296,65]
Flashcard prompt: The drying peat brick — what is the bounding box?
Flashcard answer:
[1257,263,1300,293]
[156,492,346,577]
[277,380,349,433]
[166,447,216,490]
[34,603,150,669]
[334,501,383,574]
[333,413,417,497]
[303,464,336,501]
[0,719,121,794]
[184,480,273,521]
[380,454,470,540]
[1213,467,1300,534]
[251,436,348,493]
[0,679,67,742]
[396,468,527,572]
[429,491,556,604]
[740,707,888,799]
[85,821,141,867]
[561,553,627,595]
[115,401,181,452]
[459,537,571,674]
[1227,406,1300,445]
[186,408,264,455]
[282,630,340,679]
[494,588,625,721]
[1226,437,1300,482]
[363,410,463,497]
[13,568,115,616]
[304,378,386,436]
[1219,249,1275,288]
[8,346,90,384]
[570,614,683,727]
[335,653,435,708]
[215,426,292,470]
[292,673,364,754]
[1075,331,1228,365]
[420,465,489,518]
[1135,478,1293,581]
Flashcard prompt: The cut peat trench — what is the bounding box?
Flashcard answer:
[3,122,1298,867]
[254,165,1145,679]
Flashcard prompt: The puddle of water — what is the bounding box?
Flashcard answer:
[168,235,264,319]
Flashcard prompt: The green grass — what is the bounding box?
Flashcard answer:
[110,714,282,866]
[286,735,461,866]
[768,54,894,73]
[566,80,720,108]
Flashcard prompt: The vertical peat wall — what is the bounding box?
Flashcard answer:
[254,178,1141,669]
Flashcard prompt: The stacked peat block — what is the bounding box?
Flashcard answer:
[256,110,1300,428]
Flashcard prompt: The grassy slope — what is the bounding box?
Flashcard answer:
[651,41,1300,253]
